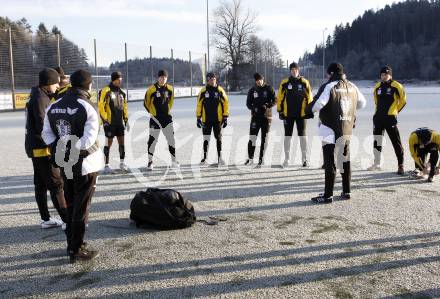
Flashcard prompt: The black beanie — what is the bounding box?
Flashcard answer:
[327,62,344,75]
[289,62,300,70]
[157,70,168,77]
[111,71,122,81]
[39,68,60,86]
[416,128,432,145]
[206,72,216,79]
[253,72,263,81]
[70,69,93,90]
[380,66,392,76]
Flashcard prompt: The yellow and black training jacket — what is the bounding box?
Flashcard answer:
[98,83,128,126]
[277,76,313,118]
[196,85,229,123]
[409,129,440,169]
[144,83,174,118]
[373,79,406,117]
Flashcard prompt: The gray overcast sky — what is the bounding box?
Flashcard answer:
[2,0,404,66]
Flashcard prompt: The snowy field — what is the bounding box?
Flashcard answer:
[0,85,439,298]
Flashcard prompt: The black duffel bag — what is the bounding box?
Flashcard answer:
[130,188,196,229]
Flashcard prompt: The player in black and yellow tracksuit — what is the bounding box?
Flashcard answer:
[408,128,440,182]
[245,72,276,166]
[144,70,179,170]
[196,72,229,165]
[277,62,313,167]
[25,68,67,228]
[368,66,406,175]
[98,71,129,173]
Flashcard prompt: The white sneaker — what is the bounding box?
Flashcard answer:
[146,161,154,171]
[40,218,62,229]
[119,162,129,172]
[244,159,253,166]
[170,160,180,169]
[282,159,289,168]
[409,169,424,180]
[367,164,382,171]
[102,165,114,174]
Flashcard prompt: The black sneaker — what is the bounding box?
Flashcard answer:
[311,194,333,204]
[427,175,435,183]
[69,246,99,264]
[200,158,207,165]
[302,160,309,167]
[397,164,404,175]
[258,159,264,166]
[341,192,351,200]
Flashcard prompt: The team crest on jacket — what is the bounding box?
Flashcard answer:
[164,91,169,98]
[253,92,258,98]
[263,91,267,97]
[55,119,71,137]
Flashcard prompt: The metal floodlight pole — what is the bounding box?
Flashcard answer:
[8,27,16,110]
[189,51,193,97]
[94,38,98,99]
[322,27,328,81]
[204,53,208,85]
[206,0,210,71]
[125,43,129,100]
[56,34,61,67]
[150,45,153,84]
[171,48,175,85]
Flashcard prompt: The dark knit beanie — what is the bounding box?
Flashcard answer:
[380,66,392,76]
[206,72,216,79]
[253,72,263,81]
[39,68,60,86]
[70,69,93,90]
[416,128,432,145]
[111,71,122,81]
[327,62,344,75]
[157,70,168,77]
[289,62,300,70]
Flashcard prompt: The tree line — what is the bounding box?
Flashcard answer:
[0,17,88,89]
[300,0,440,81]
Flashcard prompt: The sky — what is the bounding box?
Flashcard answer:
[1,0,405,67]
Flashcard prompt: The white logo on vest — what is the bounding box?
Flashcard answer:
[340,98,353,121]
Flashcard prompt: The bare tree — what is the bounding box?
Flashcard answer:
[213,0,257,90]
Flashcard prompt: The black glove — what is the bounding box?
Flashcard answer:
[222,118,228,128]
[197,118,203,128]
[103,121,110,128]
[304,112,314,119]
[279,113,286,120]
[49,142,59,168]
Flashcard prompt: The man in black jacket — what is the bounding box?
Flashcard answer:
[43,69,103,263]
[244,73,276,166]
[25,68,67,229]
[307,63,366,203]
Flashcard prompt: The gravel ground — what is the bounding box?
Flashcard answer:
[0,86,439,298]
